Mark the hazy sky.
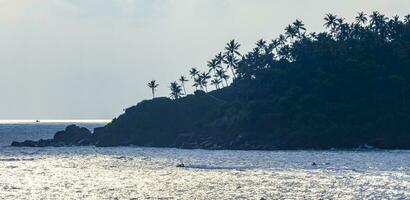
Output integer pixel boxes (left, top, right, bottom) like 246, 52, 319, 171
0, 0, 409, 119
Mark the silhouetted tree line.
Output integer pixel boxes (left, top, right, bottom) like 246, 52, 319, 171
150, 12, 410, 101
112, 11, 410, 149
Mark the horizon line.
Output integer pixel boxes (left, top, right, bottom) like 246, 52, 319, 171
0, 119, 111, 124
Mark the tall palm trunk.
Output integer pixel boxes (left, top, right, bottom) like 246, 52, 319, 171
151, 88, 155, 98
182, 83, 186, 95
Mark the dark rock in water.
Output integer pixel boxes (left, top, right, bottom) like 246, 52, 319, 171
11, 140, 37, 147
11, 125, 94, 147
11, 139, 54, 147
54, 124, 93, 145
176, 163, 185, 168
77, 138, 92, 146
37, 139, 54, 147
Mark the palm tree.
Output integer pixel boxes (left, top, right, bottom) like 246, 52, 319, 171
224, 40, 241, 79
216, 68, 229, 87
336, 17, 345, 26
324, 13, 338, 29
225, 39, 241, 56
193, 77, 202, 90
199, 72, 211, 91
369, 11, 387, 31
405, 14, 410, 24
277, 34, 287, 47
324, 13, 339, 37
215, 52, 225, 68
255, 39, 267, 54
293, 19, 306, 37
392, 15, 400, 24
285, 25, 297, 39
189, 67, 199, 79
308, 32, 317, 39
336, 20, 350, 40
224, 53, 239, 79
169, 81, 183, 99
179, 76, 188, 95
221, 73, 230, 86
355, 12, 368, 25
147, 80, 159, 99
266, 39, 278, 54
211, 78, 222, 89
270, 39, 280, 49
256, 39, 267, 49
207, 59, 219, 74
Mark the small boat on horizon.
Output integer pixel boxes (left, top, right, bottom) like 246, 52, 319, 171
35, 120, 40, 123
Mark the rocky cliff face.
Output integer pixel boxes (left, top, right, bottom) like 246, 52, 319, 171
11, 87, 410, 150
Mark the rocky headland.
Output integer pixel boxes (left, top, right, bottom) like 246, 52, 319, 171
11, 12, 410, 150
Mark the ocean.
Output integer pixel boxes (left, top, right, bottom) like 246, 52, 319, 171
0, 121, 409, 199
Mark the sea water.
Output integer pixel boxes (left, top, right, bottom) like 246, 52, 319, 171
0, 121, 409, 199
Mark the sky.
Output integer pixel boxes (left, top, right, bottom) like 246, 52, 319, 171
0, 0, 409, 120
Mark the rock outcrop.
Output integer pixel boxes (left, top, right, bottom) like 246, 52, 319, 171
11, 125, 94, 147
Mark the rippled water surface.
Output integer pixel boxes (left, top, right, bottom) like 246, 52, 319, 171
1, 122, 410, 199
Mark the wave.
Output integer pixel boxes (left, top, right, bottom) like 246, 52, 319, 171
181, 164, 252, 170
0, 158, 36, 162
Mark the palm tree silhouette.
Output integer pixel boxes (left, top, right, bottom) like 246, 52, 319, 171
324, 13, 339, 37
277, 34, 287, 48
179, 76, 188, 95
147, 80, 159, 99
269, 39, 280, 55
355, 12, 368, 25
189, 67, 199, 79
207, 58, 219, 75
285, 25, 297, 39
369, 11, 387, 33
256, 39, 267, 49
224, 40, 241, 79
224, 53, 239, 79
193, 77, 201, 90
216, 69, 229, 87
199, 72, 211, 92
225, 40, 241, 56
292, 19, 306, 37
324, 13, 338, 29
211, 78, 222, 89
169, 81, 183, 99
256, 39, 267, 53
405, 15, 410, 24
215, 52, 225, 68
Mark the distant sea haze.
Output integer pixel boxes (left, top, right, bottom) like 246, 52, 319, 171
0, 121, 109, 147
0, 119, 111, 124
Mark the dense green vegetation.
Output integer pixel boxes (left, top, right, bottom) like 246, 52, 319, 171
94, 12, 410, 149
